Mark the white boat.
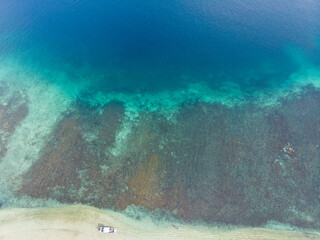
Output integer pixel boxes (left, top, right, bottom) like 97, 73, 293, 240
99, 226, 118, 233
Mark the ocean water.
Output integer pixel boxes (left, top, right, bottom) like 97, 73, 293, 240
1, 0, 320, 93
1, 0, 320, 230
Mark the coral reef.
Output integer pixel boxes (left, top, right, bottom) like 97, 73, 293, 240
16, 86, 320, 229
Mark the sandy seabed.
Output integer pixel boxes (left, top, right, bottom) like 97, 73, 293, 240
0, 205, 319, 240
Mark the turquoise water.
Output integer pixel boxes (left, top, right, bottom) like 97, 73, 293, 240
0, 0, 320, 230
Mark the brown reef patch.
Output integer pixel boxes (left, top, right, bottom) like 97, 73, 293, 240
17, 101, 126, 203
117, 154, 166, 210
17, 118, 84, 200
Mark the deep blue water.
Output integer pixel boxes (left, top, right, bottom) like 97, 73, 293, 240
1, 0, 320, 92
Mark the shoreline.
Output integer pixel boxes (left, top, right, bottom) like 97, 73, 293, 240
0, 205, 319, 240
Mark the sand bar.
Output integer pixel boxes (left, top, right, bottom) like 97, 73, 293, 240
0, 205, 319, 240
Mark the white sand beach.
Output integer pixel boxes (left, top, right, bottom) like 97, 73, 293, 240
0, 205, 319, 240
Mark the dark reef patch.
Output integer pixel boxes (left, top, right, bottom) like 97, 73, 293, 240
17, 87, 320, 229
